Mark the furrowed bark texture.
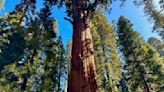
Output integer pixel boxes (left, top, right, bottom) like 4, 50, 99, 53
68, 3, 98, 91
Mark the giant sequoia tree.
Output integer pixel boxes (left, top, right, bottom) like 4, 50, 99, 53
65, 1, 110, 92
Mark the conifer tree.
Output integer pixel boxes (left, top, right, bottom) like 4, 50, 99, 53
117, 16, 164, 92
91, 13, 122, 92
133, 0, 164, 39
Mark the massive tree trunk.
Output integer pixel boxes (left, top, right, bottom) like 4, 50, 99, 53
68, 8, 98, 92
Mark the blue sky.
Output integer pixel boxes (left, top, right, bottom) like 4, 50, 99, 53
0, 0, 161, 46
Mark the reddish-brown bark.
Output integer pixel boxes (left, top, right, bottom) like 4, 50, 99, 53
68, 10, 98, 92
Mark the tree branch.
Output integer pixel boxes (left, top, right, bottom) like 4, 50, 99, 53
64, 17, 73, 24
0, 5, 28, 36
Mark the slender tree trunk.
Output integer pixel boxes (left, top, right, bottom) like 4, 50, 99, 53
21, 76, 27, 91
102, 47, 116, 92
57, 56, 62, 92
136, 63, 150, 92
120, 72, 131, 92
21, 50, 37, 91
68, 8, 98, 92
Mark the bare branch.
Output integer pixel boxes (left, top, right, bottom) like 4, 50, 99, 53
64, 17, 73, 24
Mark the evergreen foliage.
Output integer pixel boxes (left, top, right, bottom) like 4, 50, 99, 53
91, 13, 121, 92
0, 0, 67, 91
117, 16, 164, 92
